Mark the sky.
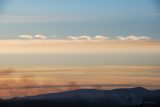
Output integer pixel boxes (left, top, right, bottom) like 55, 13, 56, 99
0, 0, 159, 67
0, 40, 160, 66
0, 0, 160, 39
0, 0, 160, 99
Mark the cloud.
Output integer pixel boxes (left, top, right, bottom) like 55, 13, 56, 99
117, 35, 151, 41
19, 34, 47, 40
68, 35, 92, 40
11, 34, 159, 54
68, 35, 108, 40
35, 34, 47, 39
94, 35, 107, 40
19, 34, 150, 41
19, 35, 33, 39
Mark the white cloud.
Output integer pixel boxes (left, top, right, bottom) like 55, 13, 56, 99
18, 34, 151, 41
19, 34, 47, 39
68, 35, 108, 41
117, 35, 151, 41
68, 35, 92, 40
34, 34, 47, 39
94, 35, 107, 40
19, 35, 33, 39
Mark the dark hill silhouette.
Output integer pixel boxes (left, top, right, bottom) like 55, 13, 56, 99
0, 87, 160, 107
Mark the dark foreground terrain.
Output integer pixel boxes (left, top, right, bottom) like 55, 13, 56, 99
0, 87, 160, 107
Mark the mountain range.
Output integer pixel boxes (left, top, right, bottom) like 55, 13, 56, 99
0, 87, 160, 107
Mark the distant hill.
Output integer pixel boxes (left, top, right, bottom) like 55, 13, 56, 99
0, 87, 160, 107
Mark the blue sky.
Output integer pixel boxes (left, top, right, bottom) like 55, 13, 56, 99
0, 0, 160, 39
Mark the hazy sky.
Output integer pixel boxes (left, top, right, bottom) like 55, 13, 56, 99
0, 0, 160, 39
0, 40, 159, 66
0, 0, 160, 99
0, 66, 160, 98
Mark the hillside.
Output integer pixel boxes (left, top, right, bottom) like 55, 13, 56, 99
0, 87, 160, 107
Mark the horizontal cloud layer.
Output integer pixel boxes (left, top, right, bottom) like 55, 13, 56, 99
19, 34, 47, 40
0, 39, 159, 54
19, 35, 33, 39
94, 35, 108, 40
68, 35, 107, 40
34, 34, 47, 39
18, 34, 151, 41
68, 35, 151, 41
117, 35, 151, 41
68, 35, 92, 40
